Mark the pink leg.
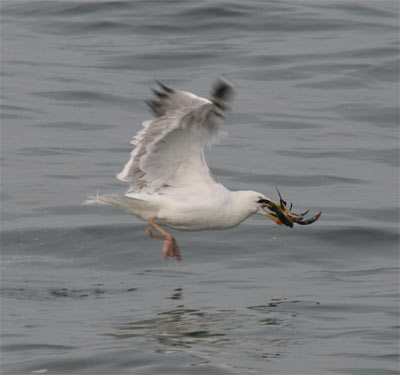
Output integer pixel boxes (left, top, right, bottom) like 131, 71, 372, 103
162, 237, 181, 261
171, 238, 181, 261
162, 237, 173, 259
146, 219, 182, 261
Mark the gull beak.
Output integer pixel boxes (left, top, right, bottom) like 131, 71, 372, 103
258, 202, 284, 226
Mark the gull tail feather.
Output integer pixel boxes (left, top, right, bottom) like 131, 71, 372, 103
83, 193, 152, 217
83, 193, 124, 207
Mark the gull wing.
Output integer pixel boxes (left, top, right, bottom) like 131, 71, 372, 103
117, 79, 233, 194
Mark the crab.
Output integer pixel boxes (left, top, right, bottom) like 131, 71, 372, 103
259, 189, 322, 228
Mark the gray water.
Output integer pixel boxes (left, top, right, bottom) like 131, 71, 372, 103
1, 1, 399, 374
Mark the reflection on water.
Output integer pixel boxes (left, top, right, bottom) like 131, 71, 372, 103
169, 287, 183, 300
106, 308, 228, 348
103, 293, 310, 366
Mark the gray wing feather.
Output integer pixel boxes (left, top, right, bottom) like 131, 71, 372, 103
117, 79, 233, 193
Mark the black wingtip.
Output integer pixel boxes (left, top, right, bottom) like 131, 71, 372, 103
155, 80, 174, 93
211, 77, 234, 114
144, 99, 161, 116
145, 81, 175, 116
212, 77, 234, 103
151, 88, 168, 99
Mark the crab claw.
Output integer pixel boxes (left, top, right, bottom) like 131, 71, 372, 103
294, 212, 322, 225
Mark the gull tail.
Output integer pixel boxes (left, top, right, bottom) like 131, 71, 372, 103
83, 193, 124, 207
83, 193, 152, 217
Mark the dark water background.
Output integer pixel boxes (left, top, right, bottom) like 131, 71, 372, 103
1, 1, 399, 374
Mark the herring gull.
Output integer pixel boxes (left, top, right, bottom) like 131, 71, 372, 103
85, 79, 321, 260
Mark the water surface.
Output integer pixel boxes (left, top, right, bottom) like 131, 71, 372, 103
1, 1, 399, 374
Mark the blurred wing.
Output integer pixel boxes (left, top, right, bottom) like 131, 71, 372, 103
117, 79, 233, 193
